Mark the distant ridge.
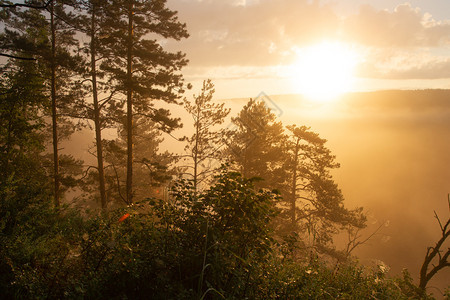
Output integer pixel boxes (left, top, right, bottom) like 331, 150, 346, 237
341, 89, 450, 110
222, 89, 450, 112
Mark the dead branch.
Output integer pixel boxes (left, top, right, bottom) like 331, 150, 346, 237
345, 221, 387, 257
418, 194, 450, 292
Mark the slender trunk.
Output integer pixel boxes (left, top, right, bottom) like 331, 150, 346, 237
125, 1, 134, 204
50, 0, 59, 207
4, 109, 13, 172
90, 6, 107, 209
291, 138, 300, 227
193, 107, 200, 190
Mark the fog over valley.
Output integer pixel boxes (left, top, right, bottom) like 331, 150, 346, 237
64, 89, 450, 291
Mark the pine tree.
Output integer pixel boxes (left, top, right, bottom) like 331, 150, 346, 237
0, 54, 52, 237
49, 0, 60, 206
132, 116, 174, 201
1, 2, 81, 206
183, 79, 230, 190
48, 1, 84, 206
102, 115, 174, 205
282, 124, 366, 254
72, 0, 117, 209
226, 98, 286, 190
101, 0, 189, 203
226, 100, 366, 257
3, 1, 87, 205
88, 0, 107, 209
0, 57, 47, 179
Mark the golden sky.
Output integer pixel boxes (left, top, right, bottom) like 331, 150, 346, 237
166, 0, 450, 99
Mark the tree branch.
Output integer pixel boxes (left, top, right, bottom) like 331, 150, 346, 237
0, 0, 52, 9
418, 195, 450, 292
0, 53, 35, 61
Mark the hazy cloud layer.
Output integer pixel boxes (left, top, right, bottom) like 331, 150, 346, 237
357, 49, 450, 79
343, 3, 450, 47
167, 0, 450, 81
168, 0, 339, 66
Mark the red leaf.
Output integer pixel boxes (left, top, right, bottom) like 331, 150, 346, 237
118, 213, 130, 222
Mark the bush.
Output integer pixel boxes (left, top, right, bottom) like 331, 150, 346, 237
0, 168, 437, 299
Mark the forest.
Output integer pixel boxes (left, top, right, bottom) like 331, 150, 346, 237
1, 0, 449, 299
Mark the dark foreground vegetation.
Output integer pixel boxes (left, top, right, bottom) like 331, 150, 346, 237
1, 0, 449, 298
0, 168, 438, 299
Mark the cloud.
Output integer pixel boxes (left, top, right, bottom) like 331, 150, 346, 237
356, 49, 450, 79
380, 59, 450, 80
167, 0, 339, 67
342, 3, 450, 47
166, 1, 450, 82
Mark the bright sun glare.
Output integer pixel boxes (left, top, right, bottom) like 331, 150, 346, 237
291, 41, 358, 102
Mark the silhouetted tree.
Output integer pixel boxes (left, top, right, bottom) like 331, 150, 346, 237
2, 2, 81, 206
226, 101, 365, 258
225, 98, 286, 190
183, 79, 230, 190
281, 124, 366, 256
101, 0, 188, 204
0, 55, 53, 250
0, 56, 47, 182
101, 115, 174, 205
72, 0, 118, 209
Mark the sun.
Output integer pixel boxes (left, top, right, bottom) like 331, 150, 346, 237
290, 41, 358, 102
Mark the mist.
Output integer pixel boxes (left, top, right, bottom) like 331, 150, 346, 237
269, 90, 450, 291
64, 89, 450, 292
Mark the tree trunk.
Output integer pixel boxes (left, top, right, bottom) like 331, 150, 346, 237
193, 106, 200, 190
90, 5, 107, 209
418, 208, 450, 293
125, 1, 134, 204
290, 138, 300, 227
50, 0, 59, 207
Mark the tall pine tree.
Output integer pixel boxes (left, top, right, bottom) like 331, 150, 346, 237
226, 100, 366, 257
183, 79, 230, 190
0, 48, 52, 240
2, 1, 81, 206
101, 0, 188, 203
280, 125, 366, 256
73, 0, 118, 209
